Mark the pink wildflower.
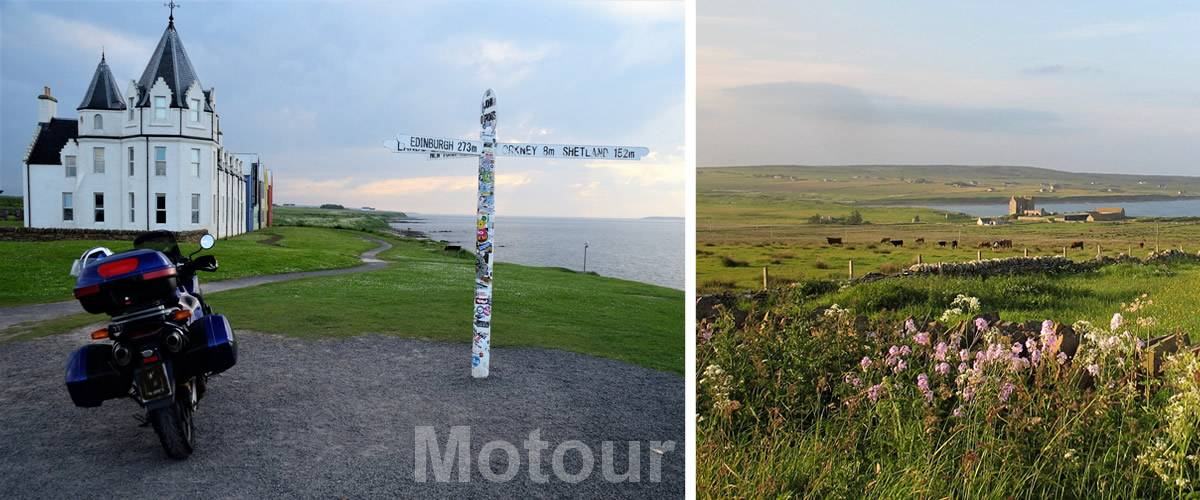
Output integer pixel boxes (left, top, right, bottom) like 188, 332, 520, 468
961, 385, 974, 402
917, 373, 933, 402
860, 356, 872, 372
936, 362, 951, 376
952, 406, 963, 417
1011, 342, 1023, 355
867, 384, 883, 403
999, 382, 1015, 402
1041, 320, 1055, 337
934, 342, 948, 361
974, 317, 990, 332
1087, 364, 1099, 376
914, 331, 931, 346
894, 359, 907, 374
1057, 352, 1068, 365
959, 349, 971, 362
904, 318, 918, 334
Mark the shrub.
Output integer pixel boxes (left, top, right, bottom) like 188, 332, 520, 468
721, 255, 750, 268
813, 260, 830, 269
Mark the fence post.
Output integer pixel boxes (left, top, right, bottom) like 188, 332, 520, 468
917, 254, 923, 265
976, 250, 982, 261
1063, 246, 1068, 258
1097, 244, 1102, 259
848, 259, 854, 280
762, 266, 768, 290
1024, 248, 1028, 257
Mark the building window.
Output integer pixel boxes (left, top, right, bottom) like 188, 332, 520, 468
191, 148, 201, 176
65, 155, 76, 177
189, 99, 200, 122
155, 147, 167, 176
93, 114, 103, 130
128, 147, 135, 176
93, 192, 105, 222
128, 192, 135, 223
62, 193, 73, 221
191, 193, 201, 224
155, 193, 167, 224
93, 147, 105, 173
128, 99, 134, 119
154, 96, 167, 120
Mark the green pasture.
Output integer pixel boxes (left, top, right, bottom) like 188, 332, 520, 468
1, 230, 684, 373
700, 165, 1200, 203
0, 226, 376, 306
271, 205, 406, 232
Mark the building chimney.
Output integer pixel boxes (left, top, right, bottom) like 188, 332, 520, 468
37, 86, 57, 123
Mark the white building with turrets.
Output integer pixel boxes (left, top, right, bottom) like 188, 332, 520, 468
22, 11, 248, 238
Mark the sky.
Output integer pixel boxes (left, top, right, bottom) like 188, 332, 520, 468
0, 0, 684, 217
699, 1, 1200, 176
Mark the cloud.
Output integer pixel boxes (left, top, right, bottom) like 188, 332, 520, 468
442, 38, 557, 86
1052, 22, 1145, 40
356, 172, 533, 196
1022, 64, 1103, 76
723, 82, 1063, 134
585, 1, 682, 26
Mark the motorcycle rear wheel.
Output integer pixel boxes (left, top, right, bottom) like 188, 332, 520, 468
149, 391, 195, 459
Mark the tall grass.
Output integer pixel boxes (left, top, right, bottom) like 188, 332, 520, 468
697, 293, 1200, 497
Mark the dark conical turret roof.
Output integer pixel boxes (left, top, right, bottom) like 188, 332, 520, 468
77, 54, 127, 111
136, 19, 202, 109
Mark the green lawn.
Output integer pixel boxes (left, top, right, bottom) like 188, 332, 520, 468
0, 226, 376, 306
1, 232, 684, 373
271, 205, 406, 232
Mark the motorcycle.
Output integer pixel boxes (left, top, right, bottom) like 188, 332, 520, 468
65, 231, 237, 459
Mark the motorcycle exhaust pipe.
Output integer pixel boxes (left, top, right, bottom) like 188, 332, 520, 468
112, 343, 132, 366
163, 329, 188, 353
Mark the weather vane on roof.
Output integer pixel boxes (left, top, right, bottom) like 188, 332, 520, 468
165, 1, 179, 21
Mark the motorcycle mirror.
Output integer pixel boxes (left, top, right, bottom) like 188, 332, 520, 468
69, 259, 82, 277
199, 234, 216, 250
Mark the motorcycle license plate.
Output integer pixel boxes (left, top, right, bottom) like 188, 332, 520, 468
137, 363, 171, 400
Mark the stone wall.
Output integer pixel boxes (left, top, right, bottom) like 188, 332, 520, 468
0, 227, 210, 243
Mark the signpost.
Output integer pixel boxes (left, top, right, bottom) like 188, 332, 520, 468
389, 89, 649, 379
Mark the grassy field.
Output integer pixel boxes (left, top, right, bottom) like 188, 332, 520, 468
272, 205, 407, 232
700, 165, 1200, 203
0, 226, 376, 307
1, 230, 684, 373
698, 165, 1200, 496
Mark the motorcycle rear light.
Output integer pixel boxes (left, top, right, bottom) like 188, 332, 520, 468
143, 354, 159, 364
89, 328, 109, 340
73, 284, 100, 298
97, 258, 139, 278
142, 267, 177, 280
171, 309, 191, 321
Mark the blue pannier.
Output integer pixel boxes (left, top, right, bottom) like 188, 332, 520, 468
187, 314, 237, 376
65, 344, 131, 407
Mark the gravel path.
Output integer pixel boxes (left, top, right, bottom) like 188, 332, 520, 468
0, 238, 391, 331
0, 328, 684, 498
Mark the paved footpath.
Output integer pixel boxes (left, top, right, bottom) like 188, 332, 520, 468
0, 238, 392, 331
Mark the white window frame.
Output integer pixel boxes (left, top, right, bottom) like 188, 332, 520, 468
189, 99, 200, 122
93, 114, 102, 130
190, 148, 201, 177
155, 146, 167, 176
62, 192, 73, 221
191, 193, 201, 224
155, 193, 167, 224
65, 155, 76, 177
128, 99, 134, 119
154, 96, 168, 121
128, 192, 136, 223
93, 147, 105, 174
127, 146, 135, 176
93, 192, 104, 223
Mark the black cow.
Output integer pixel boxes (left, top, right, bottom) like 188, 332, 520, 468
890, 239, 904, 247
1070, 241, 1085, 249
951, 240, 959, 249
826, 237, 843, 246
915, 238, 925, 244
937, 240, 947, 247
880, 237, 892, 243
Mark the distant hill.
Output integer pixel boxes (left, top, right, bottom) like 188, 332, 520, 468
699, 165, 1200, 203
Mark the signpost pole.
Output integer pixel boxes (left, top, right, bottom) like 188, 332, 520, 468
472, 90, 497, 379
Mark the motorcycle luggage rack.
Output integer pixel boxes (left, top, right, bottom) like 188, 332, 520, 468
111, 305, 169, 327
